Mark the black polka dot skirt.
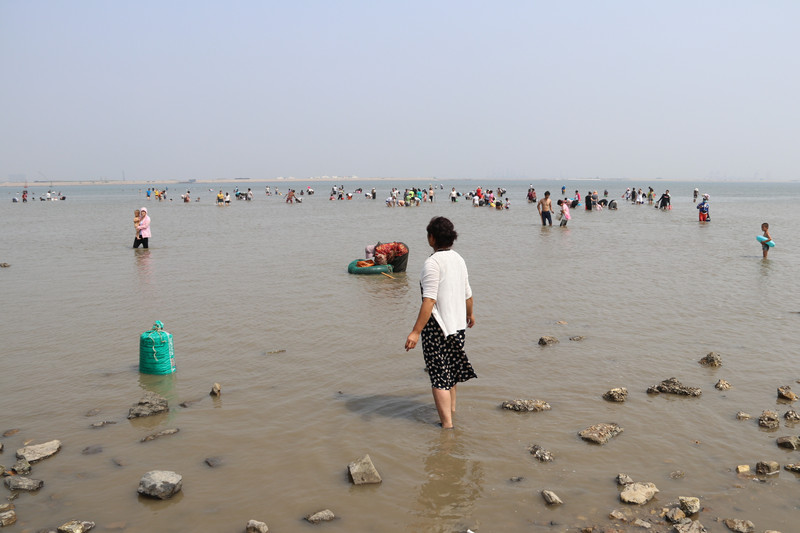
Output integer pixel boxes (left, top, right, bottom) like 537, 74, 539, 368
421, 316, 477, 390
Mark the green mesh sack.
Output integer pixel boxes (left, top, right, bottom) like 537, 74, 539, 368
139, 320, 176, 375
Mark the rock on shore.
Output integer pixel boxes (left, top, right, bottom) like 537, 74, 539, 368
620, 482, 659, 504
16, 440, 61, 463
723, 518, 755, 532
4, 477, 44, 491
57, 520, 95, 533
541, 490, 563, 505
501, 399, 551, 412
137, 470, 182, 499
245, 519, 269, 533
305, 509, 335, 524
0, 504, 16, 527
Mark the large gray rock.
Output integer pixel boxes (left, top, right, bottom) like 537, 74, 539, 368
305, 509, 335, 524
16, 440, 61, 463
4, 477, 44, 491
679, 496, 701, 515
698, 352, 722, 367
57, 520, 95, 533
245, 520, 269, 533
501, 399, 551, 412
528, 444, 554, 462
541, 490, 563, 505
776, 436, 800, 450
348, 454, 381, 485
603, 388, 628, 402
137, 470, 182, 499
647, 378, 701, 397
619, 482, 659, 504
758, 410, 780, 429
128, 392, 169, 419
579, 423, 623, 444
538, 336, 559, 346
723, 518, 755, 533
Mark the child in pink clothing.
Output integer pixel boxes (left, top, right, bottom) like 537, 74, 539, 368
557, 199, 571, 227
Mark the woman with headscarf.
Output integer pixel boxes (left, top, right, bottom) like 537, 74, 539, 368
134, 207, 151, 248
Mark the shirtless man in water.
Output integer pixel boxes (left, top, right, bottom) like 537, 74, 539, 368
537, 191, 553, 226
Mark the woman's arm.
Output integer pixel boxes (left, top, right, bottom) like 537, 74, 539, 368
466, 297, 475, 328
405, 298, 435, 351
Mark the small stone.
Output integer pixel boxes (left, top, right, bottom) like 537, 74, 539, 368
784, 409, 800, 421
4, 477, 44, 491
2, 429, 19, 438
245, 519, 269, 533
646, 377, 702, 397
620, 482, 659, 504
776, 436, 800, 450
82, 445, 103, 455
609, 509, 626, 520
210, 383, 221, 396
736, 412, 752, 420
16, 440, 61, 463
556, 320, 568, 325
501, 399, 551, 412
140, 428, 180, 442
699, 352, 722, 367
89, 421, 116, 428
137, 470, 182, 499
538, 336, 559, 346
736, 465, 750, 473
603, 388, 628, 402
541, 489, 563, 505
57, 520, 95, 533
670, 470, 685, 479
758, 410, 780, 429
348, 454, 382, 485
0, 507, 16, 527
755, 461, 779, 475
305, 509, 335, 524
111, 457, 128, 467
715, 379, 732, 391
777, 386, 798, 401
674, 521, 707, 533
665, 507, 686, 523
568, 335, 585, 341
785, 463, 800, 472
12, 458, 31, 475
579, 423, 623, 444
85, 408, 101, 417
509, 476, 524, 482
632, 518, 652, 529
723, 518, 755, 533
679, 496, 701, 515
127, 392, 169, 419
205, 457, 223, 468
528, 444, 554, 462
616, 473, 634, 485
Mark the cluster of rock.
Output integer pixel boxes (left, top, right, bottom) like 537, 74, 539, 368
647, 377, 702, 397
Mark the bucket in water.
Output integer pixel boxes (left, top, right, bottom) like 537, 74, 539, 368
139, 320, 176, 375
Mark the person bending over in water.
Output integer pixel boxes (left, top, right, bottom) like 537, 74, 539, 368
405, 217, 476, 429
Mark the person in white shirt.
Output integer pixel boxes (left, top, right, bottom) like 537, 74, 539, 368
405, 216, 476, 429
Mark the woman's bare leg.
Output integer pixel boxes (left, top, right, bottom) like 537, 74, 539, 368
432, 387, 453, 428
450, 385, 457, 413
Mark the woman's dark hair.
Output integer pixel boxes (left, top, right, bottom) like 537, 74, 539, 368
426, 216, 458, 249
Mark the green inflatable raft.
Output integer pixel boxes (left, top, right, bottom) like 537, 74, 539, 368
347, 259, 394, 275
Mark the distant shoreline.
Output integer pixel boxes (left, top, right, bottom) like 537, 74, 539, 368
0, 177, 437, 188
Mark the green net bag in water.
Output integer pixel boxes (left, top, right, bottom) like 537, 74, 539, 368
139, 320, 176, 375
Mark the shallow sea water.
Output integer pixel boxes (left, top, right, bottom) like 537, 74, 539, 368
1, 180, 799, 532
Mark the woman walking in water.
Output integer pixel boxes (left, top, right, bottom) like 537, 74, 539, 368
133, 207, 150, 248
405, 216, 476, 429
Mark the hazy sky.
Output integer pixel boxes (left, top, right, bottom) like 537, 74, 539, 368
2, 1, 799, 182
